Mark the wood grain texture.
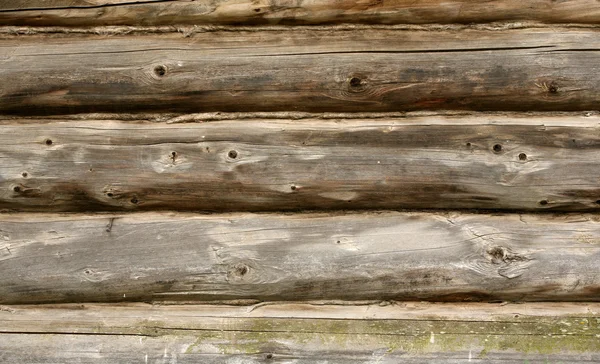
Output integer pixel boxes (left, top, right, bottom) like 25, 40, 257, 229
1, 211, 600, 304
2, 28, 600, 115
1, 302, 599, 363
2, 0, 600, 26
2, 114, 600, 212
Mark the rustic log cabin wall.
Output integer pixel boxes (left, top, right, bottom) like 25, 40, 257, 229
1, 1, 600, 363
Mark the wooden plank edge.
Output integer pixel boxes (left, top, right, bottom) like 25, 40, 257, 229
1, 110, 599, 124
2, 23, 600, 36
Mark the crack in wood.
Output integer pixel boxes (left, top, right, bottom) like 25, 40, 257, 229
0, 0, 179, 12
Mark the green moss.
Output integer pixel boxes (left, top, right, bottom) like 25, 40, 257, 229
128, 314, 600, 358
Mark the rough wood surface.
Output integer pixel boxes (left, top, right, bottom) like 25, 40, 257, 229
2, 28, 600, 114
0, 302, 599, 363
2, 0, 600, 26
2, 114, 600, 212
1, 211, 600, 304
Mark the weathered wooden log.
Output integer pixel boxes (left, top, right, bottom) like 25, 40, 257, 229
2, 28, 600, 115
1, 114, 600, 212
2, 0, 600, 26
1, 302, 599, 363
1, 211, 600, 304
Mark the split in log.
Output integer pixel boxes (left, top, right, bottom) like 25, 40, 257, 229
2, 114, 600, 212
3, 28, 600, 114
2, 0, 600, 26
1, 211, 600, 304
0, 302, 599, 362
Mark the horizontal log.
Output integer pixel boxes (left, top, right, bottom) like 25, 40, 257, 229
2, 115, 600, 212
1, 211, 600, 304
2, 28, 600, 114
2, 0, 600, 26
0, 302, 599, 363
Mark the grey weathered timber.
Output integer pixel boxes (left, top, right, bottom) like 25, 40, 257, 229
0, 302, 599, 363
2, 28, 600, 114
2, 114, 600, 212
1, 211, 600, 304
2, 0, 600, 26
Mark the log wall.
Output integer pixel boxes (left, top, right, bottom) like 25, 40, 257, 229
2, 1, 600, 362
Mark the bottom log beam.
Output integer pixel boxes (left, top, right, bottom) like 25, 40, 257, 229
0, 302, 599, 363
1, 211, 600, 304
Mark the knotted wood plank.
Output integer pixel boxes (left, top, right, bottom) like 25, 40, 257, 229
2, 0, 600, 26
0, 302, 599, 363
1, 114, 600, 212
2, 28, 600, 114
1, 211, 599, 304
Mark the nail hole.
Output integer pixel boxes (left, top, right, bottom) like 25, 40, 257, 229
492, 144, 502, 153
13, 186, 21, 192
228, 150, 238, 159
539, 199, 548, 206
595, 200, 600, 205
518, 153, 527, 161
336, 240, 341, 244
171, 151, 177, 157
154, 65, 167, 77
254, 8, 261, 12
466, 142, 471, 147
107, 192, 114, 197
21, 172, 28, 178
45, 139, 53, 146
265, 353, 273, 359
130, 197, 139, 204
291, 185, 297, 191
349, 77, 362, 87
